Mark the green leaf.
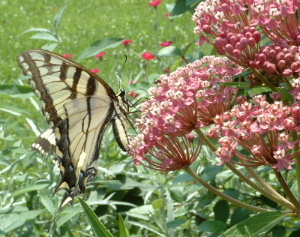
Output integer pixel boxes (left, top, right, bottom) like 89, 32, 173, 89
223, 188, 241, 199
222, 211, 288, 237
156, 46, 182, 57
230, 208, 251, 226
0, 210, 43, 233
198, 220, 227, 233
166, 218, 186, 228
214, 200, 229, 223
21, 27, 54, 35
152, 198, 164, 209
172, 172, 194, 184
78, 38, 125, 61
0, 105, 32, 116
222, 82, 251, 89
128, 221, 165, 237
181, 40, 196, 56
251, 86, 272, 95
42, 43, 59, 51
187, 0, 201, 5
127, 205, 154, 220
30, 32, 59, 42
53, 4, 67, 30
118, 214, 129, 237
0, 85, 32, 97
40, 194, 56, 217
200, 165, 223, 181
12, 183, 50, 197
271, 225, 286, 237
54, 205, 83, 228
79, 198, 114, 237
171, 0, 190, 15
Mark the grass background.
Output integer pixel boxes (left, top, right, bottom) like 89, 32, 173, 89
1, 0, 196, 82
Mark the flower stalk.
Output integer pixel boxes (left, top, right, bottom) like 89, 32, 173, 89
184, 166, 274, 213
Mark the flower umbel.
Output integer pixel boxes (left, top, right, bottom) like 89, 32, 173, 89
130, 56, 242, 170
130, 133, 202, 171
209, 97, 300, 171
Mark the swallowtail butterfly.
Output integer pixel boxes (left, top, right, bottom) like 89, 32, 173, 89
18, 49, 130, 206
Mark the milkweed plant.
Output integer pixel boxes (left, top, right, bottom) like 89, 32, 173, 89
130, 0, 300, 233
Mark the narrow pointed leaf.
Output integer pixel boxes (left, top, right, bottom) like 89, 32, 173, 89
30, 32, 59, 42
0, 210, 43, 233
21, 28, 53, 35
222, 211, 288, 237
118, 214, 129, 237
78, 38, 124, 61
79, 198, 114, 237
0, 85, 32, 96
40, 194, 56, 217
12, 184, 50, 197
53, 4, 67, 30
54, 205, 83, 228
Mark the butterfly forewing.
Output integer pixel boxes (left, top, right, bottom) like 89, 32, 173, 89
17, 49, 129, 206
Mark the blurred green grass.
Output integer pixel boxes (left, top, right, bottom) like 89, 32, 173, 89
1, 0, 196, 82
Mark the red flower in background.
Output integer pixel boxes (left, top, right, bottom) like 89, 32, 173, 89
95, 52, 107, 58
90, 69, 100, 74
142, 52, 156, 60
62, 54, 73, 59
149, 0, 162, 7
122, 39, 133, 45
160, 41, 173, 47
129, 91, 139, 98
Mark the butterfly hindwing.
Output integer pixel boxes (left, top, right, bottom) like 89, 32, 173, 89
17, 49, 129, 206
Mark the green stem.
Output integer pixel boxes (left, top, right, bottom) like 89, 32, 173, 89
273, 170, 300, 210
245, 166, 297, 211
185, 166, 273, 212
296, 155, 300, 202
195, 128, 297, 211
153, 8, 159, 52
291, 130, 300, 202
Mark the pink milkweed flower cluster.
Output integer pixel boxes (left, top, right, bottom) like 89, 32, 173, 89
192, 0, 300, 73
191, 0, 300, 170
130, 0, 300, 172
130, 56, 243, 171
209, 95, 300, 170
